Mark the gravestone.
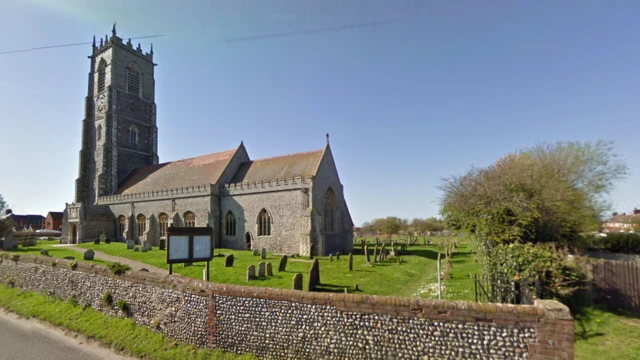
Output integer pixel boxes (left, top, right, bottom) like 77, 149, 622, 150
292, 273, 302, 290
105, 238, 111, 244
278, 255, 288, 272
364, 245, 371, 265
348, 253, 353, 271
376, 237, 379, 246
246, 265, 255, 282
225, 254, 234, 267
100, 234, 106, 243
158, 239, 166, 250
258, 262, 266, 277
308, 259, 320, 291
133, 247, 140, 252
253, 249, 259, 256
373, 245, 378, 263
336, 252, 340, 260
141, 247, 148, 253
261, 248, 266, 259
126, 240, 135, 250
309, 245, 314, 259
2, 232, 15, 250
380, 244, 386, 261
94, 238, 100, 245
144, 243, 152, 251
83, 249, 95, 260
329, 254, 333, 262
266, 262, 273, 276
40, 249, 49, 256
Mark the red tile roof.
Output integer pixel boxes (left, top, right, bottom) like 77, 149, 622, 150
231, 149, 324, 183
48, 212, 63, 221
116, 149, 237, 194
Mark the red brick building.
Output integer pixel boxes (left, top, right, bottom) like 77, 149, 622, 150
42, 212, 63, 232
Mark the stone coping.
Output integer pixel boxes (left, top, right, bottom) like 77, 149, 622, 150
5, 254, 561, 319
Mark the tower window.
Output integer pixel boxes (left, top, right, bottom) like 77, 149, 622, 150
225, 211, 236, 236
324, 188, 336, 232
97, 124, 102, 142
129, 125, 139, 144
127, 62, 141, 96
97, 59, 106, 93
258, 209, 271, 236
184, 211, 196, 227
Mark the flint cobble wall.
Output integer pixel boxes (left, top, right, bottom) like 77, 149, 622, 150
0, 255, 573, 360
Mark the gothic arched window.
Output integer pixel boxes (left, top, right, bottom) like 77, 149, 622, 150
136, 214, 146, 237
97, 124, 102, 142
225, 211, 236, 236
129, 125, 139, 144
97, 59, 106, 93
257, 209, 271, 236
127, 62, 141, 96
158, 213, 169, 238
324, 188, 336, 232
118, 215, 126, 237
184, 211, 196, 227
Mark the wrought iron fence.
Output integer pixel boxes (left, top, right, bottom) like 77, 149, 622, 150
473, 274, 534, 305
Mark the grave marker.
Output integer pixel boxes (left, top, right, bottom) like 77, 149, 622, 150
292, 273, 302, 290
266, 262, 273, 276
83, 250, 95, 260
278, 255, 288, 272
126, 240, 135, 250
246, 265, 255, 282
348, 253, 353, 271
308, 259, 320, 291
364, 245, 371, 265
258, 262, 266, 277
225, 254, 234, 267
261, 248, 266, 259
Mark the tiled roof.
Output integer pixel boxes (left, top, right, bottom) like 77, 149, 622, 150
605, 214, 640, 224
116, 149, 237, 194
230, 149, 324, 184
48, 212, 63, 221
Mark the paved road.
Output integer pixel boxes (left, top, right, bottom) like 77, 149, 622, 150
0, 311, 132, 360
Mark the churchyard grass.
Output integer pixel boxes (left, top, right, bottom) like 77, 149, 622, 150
77, 237, 479, 299
1, 240, 111, 266
574, 307, 640, 360
0, 285, 255, 360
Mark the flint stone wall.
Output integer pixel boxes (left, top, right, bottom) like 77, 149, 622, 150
0, 255, 573, 360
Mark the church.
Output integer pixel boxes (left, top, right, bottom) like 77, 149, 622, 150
61, 26, 354, 256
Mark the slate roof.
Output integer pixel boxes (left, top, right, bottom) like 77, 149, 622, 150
116, 149, 237, 194
605, 214, 640, 224
230, 149, 324, 184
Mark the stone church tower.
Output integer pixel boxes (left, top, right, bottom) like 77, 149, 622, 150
63, 25, 158, 243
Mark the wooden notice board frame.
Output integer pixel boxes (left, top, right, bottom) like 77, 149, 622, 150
166, 226, 214, 280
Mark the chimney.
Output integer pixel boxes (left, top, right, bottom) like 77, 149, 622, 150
634, 208, 640, 215
613, 212, 618, 217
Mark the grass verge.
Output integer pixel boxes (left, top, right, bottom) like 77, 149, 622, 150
574, 307, 640, 360
1, 240, 111, 266
0, 285, 255, 360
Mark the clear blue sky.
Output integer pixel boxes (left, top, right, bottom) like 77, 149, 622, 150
1, 0, 639, 226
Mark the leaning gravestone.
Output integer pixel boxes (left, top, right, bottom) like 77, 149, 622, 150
292, 273, 303, 290
258, 262, 266, 277
373, 245, 378, 263
364, 245, 371, 265
348, 253, 353, 271
308, 259, 320, 291
261, 248, 267, 259
266, 262, 273, 276
40, 249, 49, 256
225, 254, 234, 267
278, 255, 288, 272
246, 265, 256, 282
133, 247, 140, 252
159, 239, 166, 250
126, 240, 135, 250
83, 249, 95, 260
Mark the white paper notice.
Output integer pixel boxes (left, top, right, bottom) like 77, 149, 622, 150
193, 235, 212, 259
169, 235, 189, 261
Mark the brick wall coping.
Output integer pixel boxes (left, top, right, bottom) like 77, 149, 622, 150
5, 254, 567, 320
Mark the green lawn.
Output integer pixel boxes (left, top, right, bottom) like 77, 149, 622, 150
575, 307, 640, 360
1, 240, 111, 266
0, 285, 254, 360
76, 237, 478, 298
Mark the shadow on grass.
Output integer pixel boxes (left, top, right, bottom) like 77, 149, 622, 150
316, 283, 360, 294
407, 249, 439, 261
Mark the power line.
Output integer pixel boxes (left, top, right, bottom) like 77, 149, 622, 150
0, 35, 164, 55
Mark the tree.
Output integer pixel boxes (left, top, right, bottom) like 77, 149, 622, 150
439, 141, 628, 247
0, 195, 12, 238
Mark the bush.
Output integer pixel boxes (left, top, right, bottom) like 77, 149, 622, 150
590, 233, 640, 254
102, 291, 113, 305
6, 278, 15, 287
67, 295, 78, 307
108, 262, 131, 276
68, 261, 78, 270
117, 299, 129, 313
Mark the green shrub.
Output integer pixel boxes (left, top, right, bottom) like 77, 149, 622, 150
6, 278, 15, 287
108, 262, 131, 275
68, 261, 78, 270
591, 233, 640, 254
94, 238, 100, 245
67, 295, 78, 306
117, 299, 129, 313
102, 291, 113, 305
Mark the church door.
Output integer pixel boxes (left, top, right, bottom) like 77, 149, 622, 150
244, 232, 252, 250
71, 224, 78, 244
